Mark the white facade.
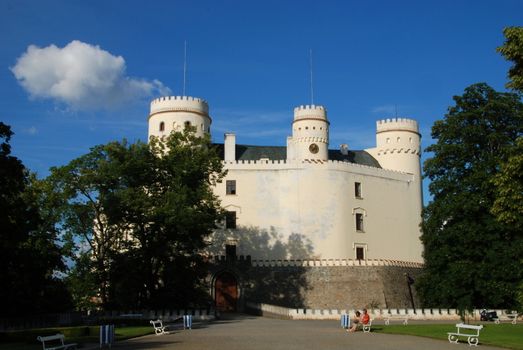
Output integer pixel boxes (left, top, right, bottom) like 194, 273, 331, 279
148, 96, 424, 263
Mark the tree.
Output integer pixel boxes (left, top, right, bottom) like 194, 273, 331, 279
48, 141, 137, 307
52, 129, 225, 310
497, 26, 523, 93
491, 138, 523, 230
417, 83, 523, 310
106, 130, 225, 309
0, 122, 70, 316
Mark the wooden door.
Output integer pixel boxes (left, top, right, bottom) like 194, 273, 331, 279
215, 272, 238, 312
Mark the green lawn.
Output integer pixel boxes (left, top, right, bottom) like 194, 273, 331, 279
0, 326, 154, 350
373, 323, 523, 350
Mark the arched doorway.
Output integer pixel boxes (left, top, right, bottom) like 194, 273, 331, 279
215, 272, 238, 312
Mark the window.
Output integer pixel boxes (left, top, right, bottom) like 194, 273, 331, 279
355, 182, 362, 198
159, 121, 165, 132
184, 121, 191, 130
226, 180, 236, 195
356, 246, 365, 260
356, 213, 364, 232
225, 211, 236, 229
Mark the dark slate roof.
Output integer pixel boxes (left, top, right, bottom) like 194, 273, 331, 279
213, 143, 381, 168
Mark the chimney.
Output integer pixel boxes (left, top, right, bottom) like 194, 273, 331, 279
340, 144, 349, 156
224, 133, 236, 161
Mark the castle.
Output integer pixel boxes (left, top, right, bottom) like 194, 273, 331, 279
147, 95, 424, 311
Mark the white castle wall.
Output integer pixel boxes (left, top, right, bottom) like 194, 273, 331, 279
214, 158, 423, 262
245, 302, 519, 321
147, 97, 425, 264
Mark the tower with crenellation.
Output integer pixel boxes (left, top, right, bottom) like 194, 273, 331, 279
148, 96, 211, 141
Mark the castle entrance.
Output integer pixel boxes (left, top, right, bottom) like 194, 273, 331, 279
215, 272, 238, 312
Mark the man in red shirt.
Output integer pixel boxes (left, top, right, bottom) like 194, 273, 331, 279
361, 308, 370, 325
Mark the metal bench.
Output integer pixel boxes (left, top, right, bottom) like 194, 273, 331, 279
150, 319, 170, 335
362, 319, 372, 333
447, 323, 483, 346
495, 312, 518, 324
384, 316, 408, 325
37, 334, 77, 350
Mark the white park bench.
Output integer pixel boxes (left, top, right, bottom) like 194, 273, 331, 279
150, 319, 171, 335
37, 334, 77, 350
495, 312, 518, 324
362, 319, 372, 333
384, 316, 408, 325
447, 323, 483, 346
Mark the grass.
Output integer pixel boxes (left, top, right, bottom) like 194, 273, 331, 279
372, 323, 523, 350
0, 326, 154, 350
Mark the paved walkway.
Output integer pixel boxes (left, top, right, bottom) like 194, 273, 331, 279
112, 314, 504, 350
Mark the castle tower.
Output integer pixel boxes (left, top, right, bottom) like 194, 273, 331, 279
289, 105, 329, 161
366, 117, 424, 261
371, 118, 421, 178
148, 96, 211, 140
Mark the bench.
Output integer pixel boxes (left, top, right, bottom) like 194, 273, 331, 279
447, 323, 483, 346
37, 334, 77, 350
150, 319, 170, 335
362, 319, 372, 333
495, 312, 518, 324
384, 316, 408, 325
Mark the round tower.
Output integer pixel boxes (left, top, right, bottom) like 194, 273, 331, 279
291, 105, 329, 161
373, 118, 421, 177
148, 96, 211, 141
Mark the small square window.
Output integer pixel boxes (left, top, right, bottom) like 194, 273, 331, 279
355, 182, 362, 198
226, 180, 236, 195
356, 213, 364, 232
225, 211, 236, 229
356, 246, 365, 260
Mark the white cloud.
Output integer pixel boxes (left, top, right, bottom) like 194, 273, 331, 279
11, 40, 171, 110
371, 104, 396, 115
25, 126, 38, 135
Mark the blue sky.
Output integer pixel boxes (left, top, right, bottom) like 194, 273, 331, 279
1, 0, 521, 203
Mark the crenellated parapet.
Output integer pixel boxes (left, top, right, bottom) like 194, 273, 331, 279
149, 95, 210, 119
376, 118, 419, 135
249, 258, 424, 268
293, 105, 328, 122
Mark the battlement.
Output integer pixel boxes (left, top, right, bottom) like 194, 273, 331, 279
221, 159, 412, 181
249, 258, 424, 268
294, 104, 328, 121
376, 118, 419, 134
150, 95, 209, 116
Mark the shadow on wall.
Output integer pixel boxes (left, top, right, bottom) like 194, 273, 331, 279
209, 226, 314, 308
208, 226, 315, 260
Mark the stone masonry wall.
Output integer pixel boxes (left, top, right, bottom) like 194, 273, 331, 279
211, 258, 423, 310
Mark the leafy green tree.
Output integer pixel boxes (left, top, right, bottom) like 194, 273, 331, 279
106, 130, 225, 309
418, 83, 523, 310
52, 129, 225, 310
0, 122, 70, 316
48, 141, 134, 307
491, 137, 523, 230
497, 26, 523, 93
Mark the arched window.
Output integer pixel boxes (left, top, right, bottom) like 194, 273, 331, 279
159, 122, 165, 132
184, 121, 191, 130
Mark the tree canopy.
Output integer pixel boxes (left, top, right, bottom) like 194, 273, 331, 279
0, 122, 70, 316
417, 83, 523, 310
49, 129, 225, 310
497, 26, 523, 93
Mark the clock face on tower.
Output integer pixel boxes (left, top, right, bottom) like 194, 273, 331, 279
309, 143, 319, 154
